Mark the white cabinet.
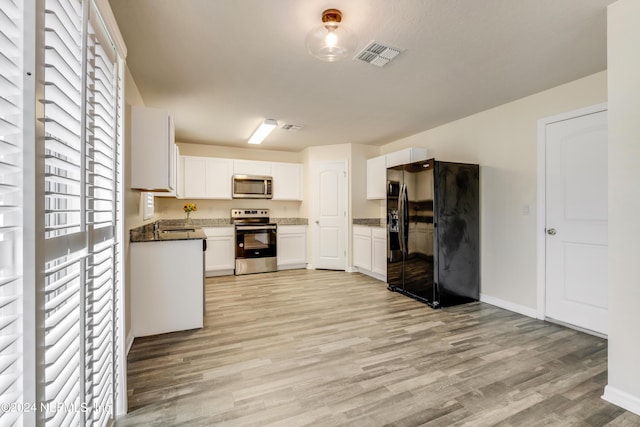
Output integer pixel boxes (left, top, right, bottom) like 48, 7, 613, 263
371, 227, 387, 276
277, 225, 307, 270
353, 226, 372, 271
182, 156, 233, 199
155, 143, 181, 198
353, 225, 386, 281
366, 148, 428, 200
131, 239, 204, 337
233, 159, 272, 176
385, 147, 428, 168
203, 227, 235, 276
272, 162, 303, 200
131, 105, 177, 192
366, 155, 387, 200
180, 156, 302, 201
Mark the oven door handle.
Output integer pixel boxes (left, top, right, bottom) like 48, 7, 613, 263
235, 225, 277, 231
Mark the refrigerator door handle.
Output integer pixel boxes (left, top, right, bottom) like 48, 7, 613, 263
398, 184, 403, 253
399, 183, 407, 254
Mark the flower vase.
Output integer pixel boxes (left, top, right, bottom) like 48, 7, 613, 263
185, 212, 191, 225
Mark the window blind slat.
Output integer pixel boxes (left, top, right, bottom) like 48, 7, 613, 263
0, 0, 23, 420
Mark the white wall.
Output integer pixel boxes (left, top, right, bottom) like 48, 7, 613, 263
379, 71, 607, 311
603, 0, 640, 415
123, 65, 148, 342
178, 142, 301, 163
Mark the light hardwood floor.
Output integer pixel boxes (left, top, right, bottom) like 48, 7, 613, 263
117, 270, 640, 426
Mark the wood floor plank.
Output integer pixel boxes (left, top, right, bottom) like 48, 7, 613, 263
116, 270, 640, 426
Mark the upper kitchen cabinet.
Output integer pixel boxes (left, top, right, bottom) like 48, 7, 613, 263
233, 159, 272, 176
272, 162, 303, 201
182, 156, 233, 199
366, 155, 386, 200
155, 143, 181, 198
385, 147, 428, 168
367, 148, 428, 200
131, 105, 177, 192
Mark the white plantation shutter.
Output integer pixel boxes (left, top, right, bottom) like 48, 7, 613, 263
40, 0, 123, 425
0, 0, 24, 426
84, 4, 119, 425
0, 1, 125, 425
43, 0, 83, 243
42, 0, 85, 425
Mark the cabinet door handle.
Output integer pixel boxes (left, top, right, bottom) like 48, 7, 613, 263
546, 228, 556, 235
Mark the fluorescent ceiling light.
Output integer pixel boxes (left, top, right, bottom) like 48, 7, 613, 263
248, 119, 278, 144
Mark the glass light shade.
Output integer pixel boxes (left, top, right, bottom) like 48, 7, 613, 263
306, 21, 357, 62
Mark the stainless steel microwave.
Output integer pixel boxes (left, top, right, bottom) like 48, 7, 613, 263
232, 175, 273, 199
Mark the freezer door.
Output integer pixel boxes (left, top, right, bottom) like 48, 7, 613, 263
387, 166, 404, 290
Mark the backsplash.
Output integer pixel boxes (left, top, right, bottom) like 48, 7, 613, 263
155, 197, 304, 220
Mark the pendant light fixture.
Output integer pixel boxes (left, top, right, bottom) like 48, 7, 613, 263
306, 9, 357, 62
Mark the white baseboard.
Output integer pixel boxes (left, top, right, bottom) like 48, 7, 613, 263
480, 294, 538, 319
603, 385, 640, 416
126, 331, 134, 355
346, 266, 358, 273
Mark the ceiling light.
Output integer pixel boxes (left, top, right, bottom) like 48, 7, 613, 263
306, 9, 357, 62
248, 119, 278, 144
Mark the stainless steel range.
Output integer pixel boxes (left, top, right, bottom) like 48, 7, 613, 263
231, 209, 277, 275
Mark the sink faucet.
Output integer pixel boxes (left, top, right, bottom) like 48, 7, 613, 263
153, 221, 159, 234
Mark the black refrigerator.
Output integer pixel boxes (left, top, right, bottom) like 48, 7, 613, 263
387, 159, 479, 308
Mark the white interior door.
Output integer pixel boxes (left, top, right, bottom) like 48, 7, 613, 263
545, 109, 608, 335
312, 161, 347, 270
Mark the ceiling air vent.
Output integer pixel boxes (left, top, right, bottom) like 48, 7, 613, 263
354, 41, 404, 67
281, 124, 304, 132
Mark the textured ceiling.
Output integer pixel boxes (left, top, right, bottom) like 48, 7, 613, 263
109, 0, 613, 152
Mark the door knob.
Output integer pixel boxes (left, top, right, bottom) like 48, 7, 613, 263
546, 228, 556, 235
315, 220, 320, 225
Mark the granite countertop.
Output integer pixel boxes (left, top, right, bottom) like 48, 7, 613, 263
130, 218, 310, 242
272, 218, 308, 226
353, 218, 385, 227
130, 222, 207, 243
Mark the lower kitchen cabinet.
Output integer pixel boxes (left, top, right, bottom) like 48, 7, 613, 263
371, 227, 387, 277
131, 239, 204, 337
353, 226, 372, 271
203, 227, 235, 276
277, 225, 307, 270
353, 225, 387, 282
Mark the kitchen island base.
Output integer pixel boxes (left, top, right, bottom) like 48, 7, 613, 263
131, 239, 204, 337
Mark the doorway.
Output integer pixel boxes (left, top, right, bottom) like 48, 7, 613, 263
310, 161, 348, 270
537, 103, 608, 336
